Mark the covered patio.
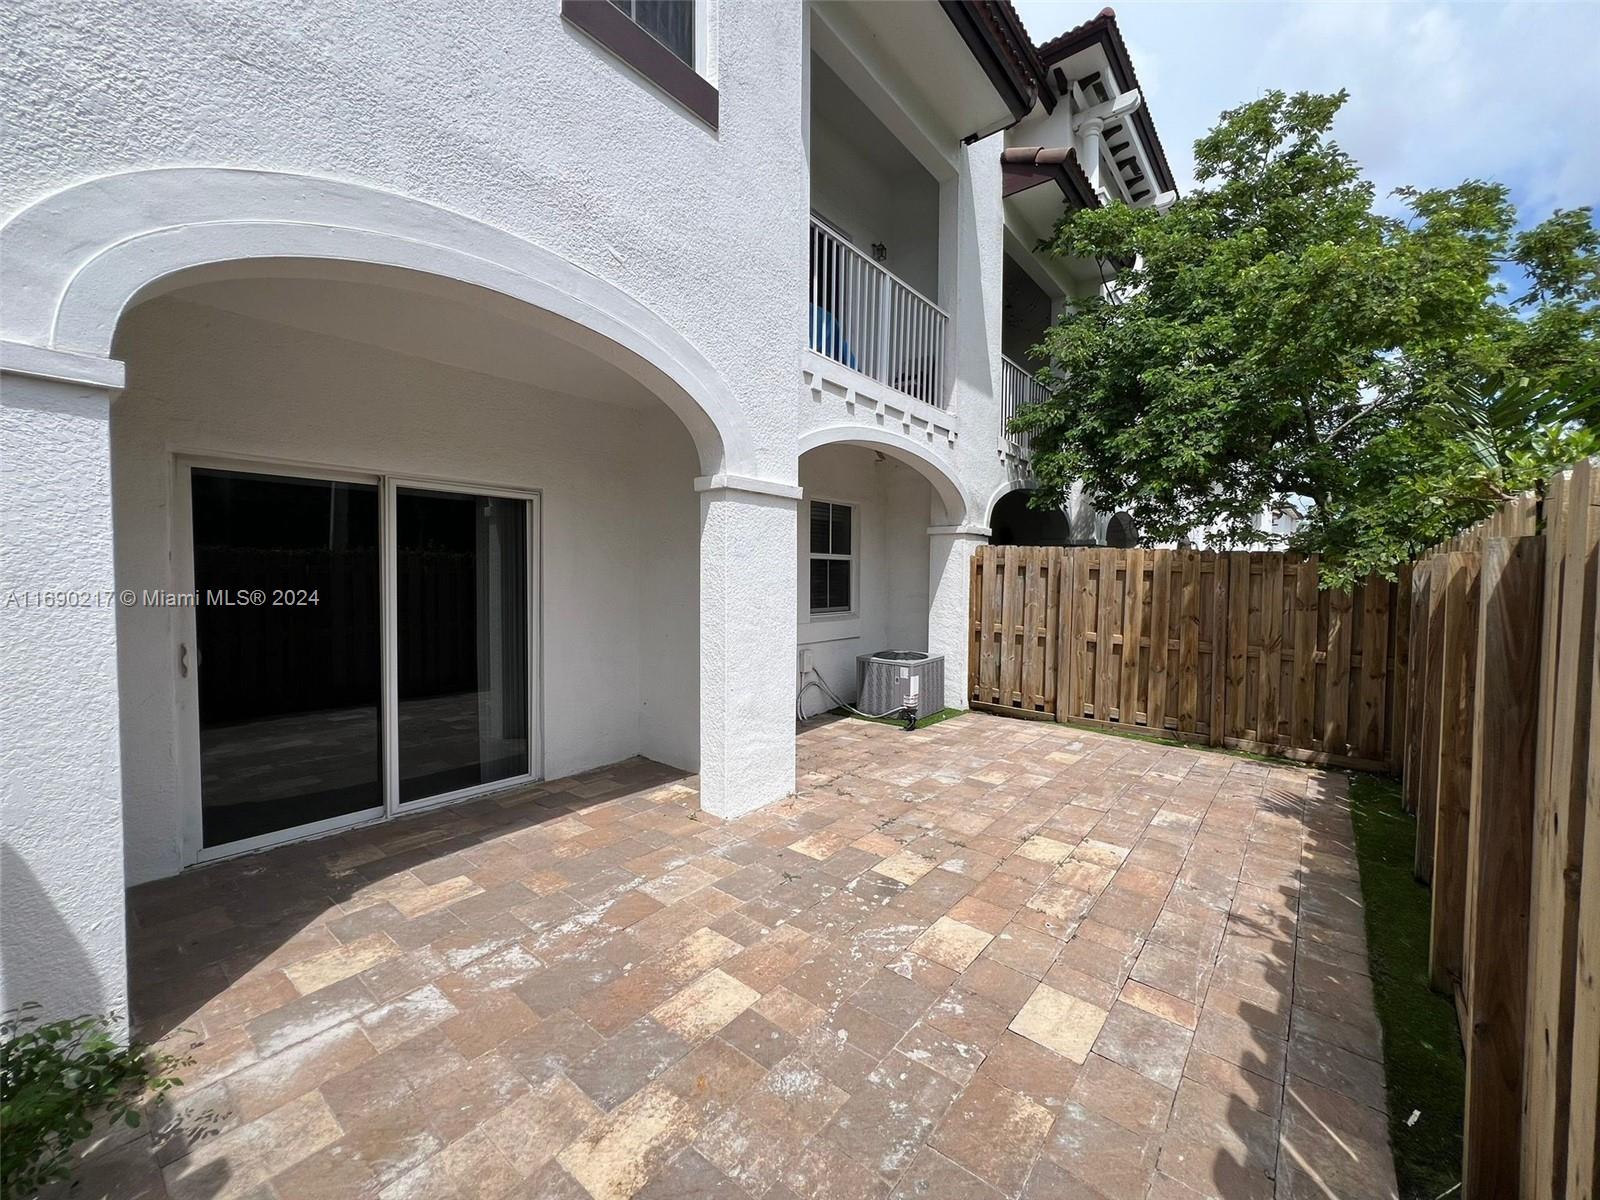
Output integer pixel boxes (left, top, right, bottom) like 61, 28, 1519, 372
75, 712, 1396, 1200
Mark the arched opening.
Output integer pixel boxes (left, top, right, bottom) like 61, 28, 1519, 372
794, 433, 969, 720
1105, 510, 1139, 548
989, 486, 1073, 546
109, 260, 706, 880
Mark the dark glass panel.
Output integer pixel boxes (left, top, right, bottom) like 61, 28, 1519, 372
191, 469, 382, 847
810, 502, 831, 555
397, 489, 529, 803
830, 503, 851, 556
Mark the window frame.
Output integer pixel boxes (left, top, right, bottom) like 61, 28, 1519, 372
562, 0, 718, 130
807, 498, 857, 618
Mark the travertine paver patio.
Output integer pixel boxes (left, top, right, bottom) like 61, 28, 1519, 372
73, 711, 1397, 1199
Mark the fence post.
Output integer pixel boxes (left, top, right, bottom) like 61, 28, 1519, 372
1416, 556, 1450, 882
1462, 536, 1543, 1200
1525, 459, 1599, 1198
1430, 551, 1481, 994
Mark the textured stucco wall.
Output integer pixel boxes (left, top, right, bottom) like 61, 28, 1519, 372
110, 292, 702, 882
1, 375, 127, 1022
0, 0, 806, 477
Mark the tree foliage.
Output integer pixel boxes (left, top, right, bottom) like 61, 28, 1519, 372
1014, 89, 1599, 584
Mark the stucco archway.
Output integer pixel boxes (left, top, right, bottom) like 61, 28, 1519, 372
797, 424, 976, 529
0, 167, 762, 481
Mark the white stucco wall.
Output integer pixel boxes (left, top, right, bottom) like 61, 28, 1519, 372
111, 291, 701, 883
0, 0, 808, 478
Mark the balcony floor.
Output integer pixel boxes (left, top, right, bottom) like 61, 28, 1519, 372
70, 712, 1395, 1199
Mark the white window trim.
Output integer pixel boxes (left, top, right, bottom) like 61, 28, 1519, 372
806, 497, 858, 621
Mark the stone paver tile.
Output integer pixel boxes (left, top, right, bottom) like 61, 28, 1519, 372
633, 1148, 747, 1199
1167, 1077, 1279, 1177
440, 989, 539, 1060
716, 1007, 796, 1068
500, 1008, 605, 1085
425, 1050, 532, 1143
224, 1020, 377, 1122
1182, 1049, 1281, 1118
655, 1036, 768, 1126
753, 986, 826, 1036
556, 1082, 698, 1200
1020, 1155, 1124, 1199
1192, 1007, 1286, 1082
694, 1107, 808, 1196
948, 894, 1015, 935
959, 955, 1037, 1011
790, 831, 851, 861
566, 1016, 692, 1111
246, 975, 377, 1058
1155, 1138, 1274, 1200
928, 1074, 1054, 1194
974, 1030, 1080, 1113
650, 969, 760, 1041
1041, 1102, 1158, 1200
1015, 835, 1076, 865
781, 1135, 895, 1200
822, 1052, 962, 1179
164, 1089, 344, 1200
908, 916, 994, 972
360, 983, 458, 1053
1287, 1028, 1388, 1111
1069, 1051, 1175, 1134
1120, 978, 1199, 1031
393, 876, 485, 919
896, 1018, 986, 1085
889, 1146, 1004, 1200
1092, 1001, 1193, 1090
1009, 982, 1108, 1064
873, 850, 937, 886
984, 923, 1064, 980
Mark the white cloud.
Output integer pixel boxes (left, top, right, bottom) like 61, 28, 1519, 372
1011, 0, 1600, 222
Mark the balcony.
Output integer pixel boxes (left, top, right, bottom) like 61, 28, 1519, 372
808, 218, 949, 410
1000, 353, 1048, 458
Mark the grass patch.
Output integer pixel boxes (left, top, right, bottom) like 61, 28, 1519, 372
1347, 772, 1464, 1199
829, 706, 965, 731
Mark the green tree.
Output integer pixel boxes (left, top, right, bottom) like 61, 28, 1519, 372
1014, 89, 1599, 584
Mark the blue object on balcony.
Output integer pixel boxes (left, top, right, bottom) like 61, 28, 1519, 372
810, 305, 857, 371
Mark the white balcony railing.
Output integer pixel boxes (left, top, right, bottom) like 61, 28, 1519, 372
809, 219, 949, 409
1000, 354, 1049, 457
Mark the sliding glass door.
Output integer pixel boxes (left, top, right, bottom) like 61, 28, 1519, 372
396, 487, 529, 803
191, 469, 384, 848
187, 463, 537, 855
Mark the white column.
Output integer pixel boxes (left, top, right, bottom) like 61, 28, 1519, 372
927, 528, 987, 712
1077, 117, 1105, 196
696, 479, 799, 819
1, 356, 128, 1027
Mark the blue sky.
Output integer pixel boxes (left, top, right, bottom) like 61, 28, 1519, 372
1011, 0, 1600, 228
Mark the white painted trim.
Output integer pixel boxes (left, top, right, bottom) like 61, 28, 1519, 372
0, 340, 125, 390
804, 495, 860, 620
928, 524, 992, 538
797, 423, 972, 526
0, 168, 761, 478
693, 474, 803, 500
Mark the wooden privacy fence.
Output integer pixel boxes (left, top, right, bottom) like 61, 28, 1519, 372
1403, 458, 1599, 1200
968, 546, 1410, 771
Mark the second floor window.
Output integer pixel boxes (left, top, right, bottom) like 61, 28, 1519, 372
608, 0, 693, 68
809, 500, 854, 615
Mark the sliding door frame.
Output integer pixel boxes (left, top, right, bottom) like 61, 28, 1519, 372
172, 454, 543, 867
382, 476, 542, 819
